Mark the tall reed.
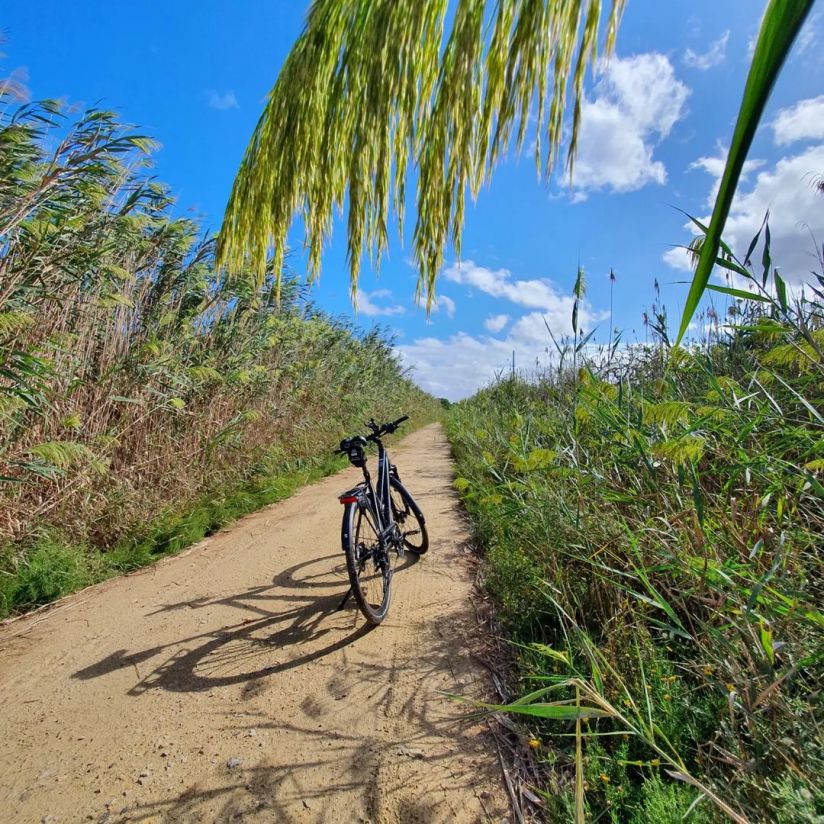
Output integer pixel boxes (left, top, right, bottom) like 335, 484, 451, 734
447, 238, 823, 822
0, 92, 438, 616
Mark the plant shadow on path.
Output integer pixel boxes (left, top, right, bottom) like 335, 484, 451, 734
69, 549, 496, 822
72, 552, 419, 694
121, 727, 469, 824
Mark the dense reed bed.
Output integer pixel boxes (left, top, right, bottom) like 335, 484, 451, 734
0, 93, 437, 617
447, 256, 823, 822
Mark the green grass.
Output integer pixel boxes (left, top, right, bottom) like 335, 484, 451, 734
445, 273, 823, 822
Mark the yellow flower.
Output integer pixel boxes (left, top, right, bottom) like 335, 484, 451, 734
528, 738, 541, 750
726, 683, 735, 693
703, 665, 714, 676
650, 758, 660, 766
599, 773, 610, 783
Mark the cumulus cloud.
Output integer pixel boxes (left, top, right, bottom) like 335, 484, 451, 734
689, 152, 766, 210
570, 53, 690, 194
664, 144, 824, 282
484, 314, 510, 333
399, 261, 608, 400
398, 333, 515, 400
399, 311, 602, 401
683, 31, 730, 70
206, 90, 239, 111
432, 294, 456, 318
354, 289, 405, 317
443, 260, 603, 333
662, 246, 694, 273
772, 96, 824, 146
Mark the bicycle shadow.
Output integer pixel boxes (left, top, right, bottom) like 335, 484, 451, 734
73, 551, 420, 695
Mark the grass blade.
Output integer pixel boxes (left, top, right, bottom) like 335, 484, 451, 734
675, 0, 814, 345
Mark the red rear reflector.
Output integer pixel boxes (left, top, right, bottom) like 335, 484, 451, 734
339, 496, 358, 504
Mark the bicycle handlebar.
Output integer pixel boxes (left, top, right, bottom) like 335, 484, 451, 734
334, 415, 409, 455
375, 415, 409, 437
387, 415, 409, 431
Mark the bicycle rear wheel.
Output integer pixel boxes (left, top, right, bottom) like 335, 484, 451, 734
390, 477, 428, 555
342, 502, 392, 624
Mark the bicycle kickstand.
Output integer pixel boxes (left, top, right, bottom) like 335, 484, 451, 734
336, 588, 353, 611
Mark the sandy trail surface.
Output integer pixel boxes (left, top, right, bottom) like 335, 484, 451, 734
0, 424, 506, 823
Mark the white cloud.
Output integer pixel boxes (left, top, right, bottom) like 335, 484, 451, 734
664, 144, 824, 283
796, 10, 820, 55
689, 151, 766, 209
443, 260, 603, 333
206, 90, 239, 111
399, 261, 608, 400
662, 246, 693, 273
772, 96, 824, 146
399, 310, 603, 401
355, 289, 405, 316
398, 333, 515, 400
484, 314, 510, 333
570, 53, 690, 194
432, 294, 456, 318
683, 31, 730, 70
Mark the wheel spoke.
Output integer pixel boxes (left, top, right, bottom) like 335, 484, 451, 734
350, 508, 390, 615
389, 480, 428, 555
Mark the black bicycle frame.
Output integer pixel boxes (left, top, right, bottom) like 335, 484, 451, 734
360, 437, 395, 545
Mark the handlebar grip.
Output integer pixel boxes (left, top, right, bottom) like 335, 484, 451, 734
393, 415, 409, 427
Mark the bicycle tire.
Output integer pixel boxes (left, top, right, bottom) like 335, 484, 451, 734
341, 501, 392, 624
389, 477, 429, 555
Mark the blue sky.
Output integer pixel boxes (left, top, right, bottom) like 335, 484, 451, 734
3, 1, 823, 399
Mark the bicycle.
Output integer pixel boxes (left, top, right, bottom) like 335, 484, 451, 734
335, 415, 428, 625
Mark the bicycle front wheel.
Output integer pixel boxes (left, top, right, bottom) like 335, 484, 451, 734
341, 502, 392, 624
390, 477, 428, 555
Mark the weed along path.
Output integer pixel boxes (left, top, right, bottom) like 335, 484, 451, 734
0, 424, 506, 823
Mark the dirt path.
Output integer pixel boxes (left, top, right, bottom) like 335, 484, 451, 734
0, 424, 507, 823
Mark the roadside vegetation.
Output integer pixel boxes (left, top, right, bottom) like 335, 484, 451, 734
447, 247, 823, 822
2, 1, 820, 818
0, 91, 438, 618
